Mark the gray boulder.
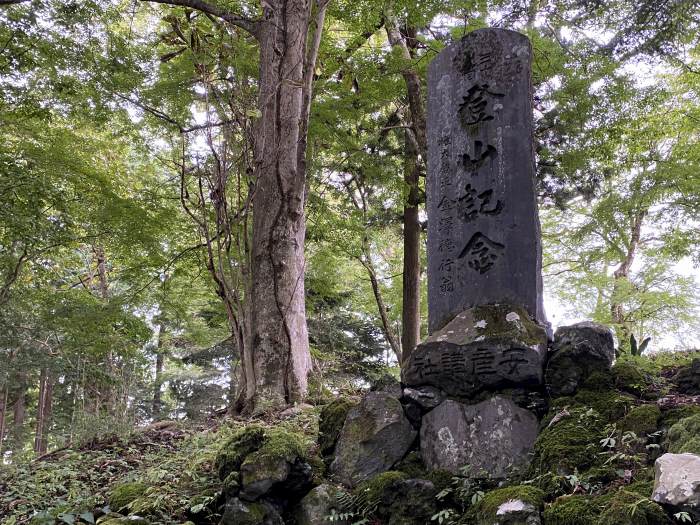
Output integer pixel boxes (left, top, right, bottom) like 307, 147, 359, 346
330, 391, 417, 487
652, 453, 700, 512
420, 396, 538, 478
401, 386, 444, 411
545, 321, 615, 396
403, 305, 547, 398
294, 484, 348, 525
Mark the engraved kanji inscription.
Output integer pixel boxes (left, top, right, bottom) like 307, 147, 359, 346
458, 232, 505, 274
437, 216, 454, 236
438, 238, 456, 253
462, 140, 497, 172
458, 184, 504, 222
459, 83, 505, 127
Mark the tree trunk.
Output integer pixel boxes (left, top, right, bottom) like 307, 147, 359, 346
246, 0, 324, 413
611, 209, 647, 347
11, 378, 26, 452
34, 368, 52, 455
401, 130, 422, 364
152, 326, 164, 420
0, 384, 7, 456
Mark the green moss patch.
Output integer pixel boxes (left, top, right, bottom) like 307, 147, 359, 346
619, 404, 661, 436
466, 485, 544, 522
352, 471, 408, 503
667, 413, 700, 455
543, 495, 600, 525
530, 408, 605, 476
214, 425, 266, 480
318, 398, 356, 456
598, 489, 671, 525
109, 482, 148, 513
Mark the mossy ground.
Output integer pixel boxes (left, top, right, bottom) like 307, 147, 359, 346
666, 412, 700, 454
464, 485, 545, 522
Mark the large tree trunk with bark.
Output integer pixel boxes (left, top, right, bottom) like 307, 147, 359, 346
247, 0, 316, 413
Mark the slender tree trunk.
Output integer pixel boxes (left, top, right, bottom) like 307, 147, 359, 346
401, 131, 422, 364
0, 384, 8, 456
385, 16, 426, 365
361, 253, 402, 363
93, 245, 115, 414
11, 378, 26, 452
611, 210, 647, 346
34, 368, 52, 455
152, 326, 164, 420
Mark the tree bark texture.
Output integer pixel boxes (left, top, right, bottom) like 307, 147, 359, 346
401, 131, 421, 364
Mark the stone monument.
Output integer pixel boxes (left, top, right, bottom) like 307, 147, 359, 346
425, 28, 545, 334
402, 28, 548, 479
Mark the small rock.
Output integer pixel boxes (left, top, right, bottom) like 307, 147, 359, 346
545, 321, 615, 396
652, 453, 700, 509
330, 391, 417, 487
494, 500, 541, 525
219, 498, 283, 525
401, 386, 444, 411
420, 396, 538, 478
294, 484, 348, 525
96, 515, 149, 525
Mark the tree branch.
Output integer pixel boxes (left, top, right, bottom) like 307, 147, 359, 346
0, 0, 30, 5
140, 0, 259, 37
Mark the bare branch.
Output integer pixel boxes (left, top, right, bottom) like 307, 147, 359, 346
140, 0, 259, 37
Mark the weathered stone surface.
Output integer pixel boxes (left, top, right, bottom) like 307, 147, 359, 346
219, 498, 283, 525
376, 479, 439, 525
652, 453, 700, 509
294, 484, 348, 525
545, 321, 615, 396
240, 456, 313, 501
674, 358, 700, 395
402, 304, 547, 398
420, 396, 538, 478
330, 391, 417, 487
402, 386, 445, 411
492, 500, 541, 525
426, 28, 545, 334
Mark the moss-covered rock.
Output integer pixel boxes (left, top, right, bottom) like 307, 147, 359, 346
530, 408, 605, 476
239, 426, 316, 500
318, 398, 356, 457
108, 482, 149, 513
529, 472, 568, 501
395, 451, 427, 478
619, 404, 662, 436
352, 471, 408, 503
667, 413, 700, 454
613, 361, 648, 396
215, 425, 266, 480
465, 485, 545, 524
598, 489, 671, 525
660, 405, 700, 429
542, 495, 600, 525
